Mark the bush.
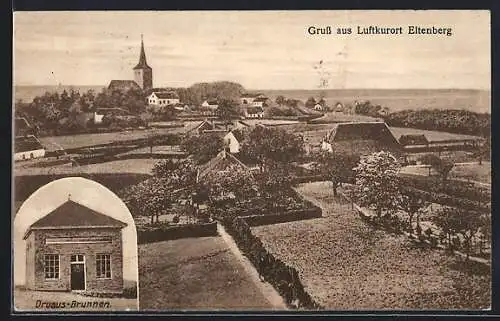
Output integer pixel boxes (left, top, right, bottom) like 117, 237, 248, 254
172, 215, 180, 223
224, 216, 322, 310
137, 222, 217, 244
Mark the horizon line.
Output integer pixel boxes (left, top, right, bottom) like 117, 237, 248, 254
14, 84, 491, 92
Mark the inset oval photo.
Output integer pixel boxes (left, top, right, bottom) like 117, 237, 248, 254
13, 177, 139, 311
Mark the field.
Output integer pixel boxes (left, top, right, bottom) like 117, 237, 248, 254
260, 89, 490, 114
400, 162, 491, 185
37, 122, 201, 152
138, 236, 275, 310
251, 182, 490, 310
389, 127, 483, 142
13, 287, 138, 311
14, 159, 158, 176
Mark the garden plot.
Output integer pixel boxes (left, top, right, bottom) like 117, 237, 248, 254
251, 181, 490, 310
138, 236, 275, 310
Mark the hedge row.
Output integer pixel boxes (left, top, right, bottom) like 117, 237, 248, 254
242, 207, 322, 227
402, 185, 491, 214
137, 222, 217, 244
220, 215, 322, 310
14, 173, 151, 204
398, 174, 490, 203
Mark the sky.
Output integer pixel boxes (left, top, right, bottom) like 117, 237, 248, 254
13, 10, 490, 90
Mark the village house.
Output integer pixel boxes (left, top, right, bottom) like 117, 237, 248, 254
223, 129, 245, 154
196, 149, 253, 183
93, 108, 133, 125
240, 93, 266, 106
23, 199, 128, 294
321, 121, 402, 157
14, 135, 46, 161
334, 102, 344, 112
251, 97, 269, 108
201, 99, 219, 110
15, 117, 36, 137
147, 91, 180, 107
244, 106, 264, 119
314, 103, 324, 111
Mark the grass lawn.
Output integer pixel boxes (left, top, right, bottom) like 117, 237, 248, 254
138, 236, 275, 310
450, 162, 491, 185
13, 288, 138, 311
14, 159, 158, 176
251, 182, 490, 310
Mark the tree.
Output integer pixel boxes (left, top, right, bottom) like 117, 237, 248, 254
311, 151, 359, 196
201, 163, 257, 208
353, 151, 403, 217
418, 154, 454, 182
239, 126, 305, 171
432, 206, 483, 262
119, 158, 198, 224
217, 98, 240, 124
255, 165, 292, 210
180, 133, 224, 164
305, 97, 317, 109
275, 95, 286, 106
399, 191, 428, 232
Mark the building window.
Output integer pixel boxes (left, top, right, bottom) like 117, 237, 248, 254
44, 254, 60, 280
30, 153, 34, 159
22, 154, 26, 160
96, 254, 111, 279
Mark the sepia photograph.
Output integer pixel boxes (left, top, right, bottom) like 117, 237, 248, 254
12, 10, 491, 311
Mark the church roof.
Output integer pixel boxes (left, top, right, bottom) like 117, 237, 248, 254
108, 80, 141, 91
133, 36, 151, 70
153, 91, 179, 99
24, 200, 127, 239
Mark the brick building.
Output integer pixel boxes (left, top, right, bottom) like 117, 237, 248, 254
23, 199, 127, 294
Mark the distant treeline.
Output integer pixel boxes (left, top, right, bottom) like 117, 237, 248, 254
384, 109, 490, 137
354, 101, 490, 137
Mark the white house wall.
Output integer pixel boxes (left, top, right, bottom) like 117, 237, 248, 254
14, 149, 46, 161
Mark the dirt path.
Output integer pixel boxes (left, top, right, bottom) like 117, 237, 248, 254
217, 224, 289, 310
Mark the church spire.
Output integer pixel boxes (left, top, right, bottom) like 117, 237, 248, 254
134, 34, 150, 70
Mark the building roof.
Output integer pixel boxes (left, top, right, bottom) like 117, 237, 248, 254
204, 99, 219, 105
153, 91, 179, 99
15, 135, 44, 153
108, 80, 141, 91
398, 134, 429, 146
133, 35, 152, 70
327, 122, 400, 146
246, 106, 264, 114
15, 117, 33, 137
24, 200, 127, 239
253, 97, 268, 103
230, 129, 245, 142
197, 150, 250, 182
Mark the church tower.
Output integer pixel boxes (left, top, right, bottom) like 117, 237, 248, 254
133, 35, 153, 91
